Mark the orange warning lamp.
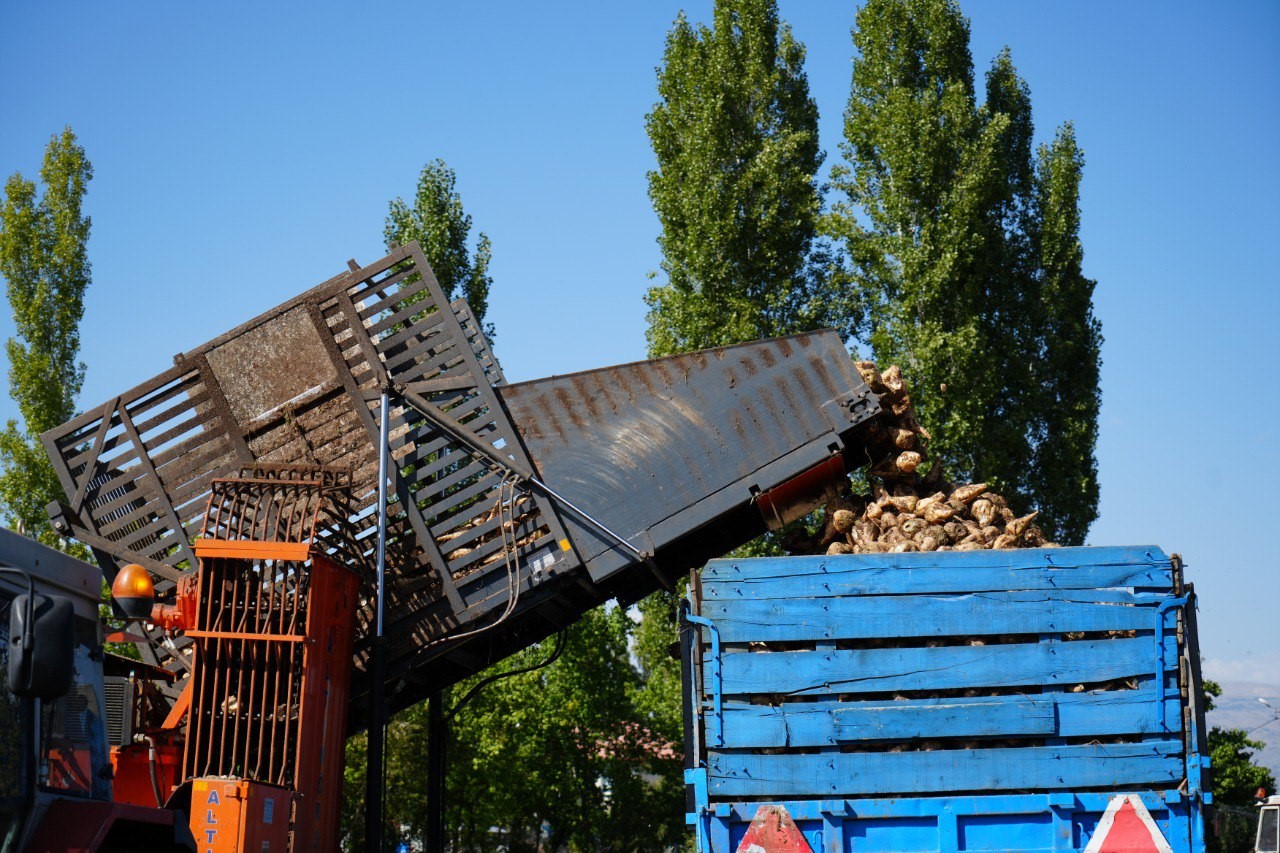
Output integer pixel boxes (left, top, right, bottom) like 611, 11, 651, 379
111, 563, 155, 622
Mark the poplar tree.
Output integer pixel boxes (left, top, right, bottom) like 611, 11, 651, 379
0, 128, 92, 546
827, 0, 1102, 543
385, 159, 495, 341
644, 0, 830, 357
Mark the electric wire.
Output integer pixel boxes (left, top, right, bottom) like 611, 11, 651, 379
420, 472, 529, 650
445, 626, 568, 722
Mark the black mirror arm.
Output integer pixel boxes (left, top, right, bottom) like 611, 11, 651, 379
0, 566, 38, 682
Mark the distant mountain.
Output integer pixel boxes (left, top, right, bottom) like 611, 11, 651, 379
1207, 679, 1280, 785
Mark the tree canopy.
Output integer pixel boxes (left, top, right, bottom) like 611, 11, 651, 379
0, 127, 92, 547
644, 0, 832, 357
826, 0, 1102, 543
342, 608, 682, 851
386, 159, 495, 342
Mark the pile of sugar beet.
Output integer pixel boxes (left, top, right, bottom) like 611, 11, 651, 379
782, 361, 1056, 557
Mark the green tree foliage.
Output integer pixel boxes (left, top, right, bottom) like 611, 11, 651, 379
341, 608, 682, 851
644, 0, 832, 357
385, 159, 495, 341
826, 0, 1102, 544
639, 0, 827, 819
0, 128, 92, 547
1204, 680, 1276, 806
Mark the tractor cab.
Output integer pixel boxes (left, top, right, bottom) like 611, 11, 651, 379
0, 527, 189, 851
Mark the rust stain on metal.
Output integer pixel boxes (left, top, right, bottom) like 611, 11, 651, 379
554, 386, 583, 429
791, 366, 819, 411
569, 375, 601, 420
808, 355, 834, 396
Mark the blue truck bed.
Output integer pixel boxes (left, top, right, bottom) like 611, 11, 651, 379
681, 546, 1209, 852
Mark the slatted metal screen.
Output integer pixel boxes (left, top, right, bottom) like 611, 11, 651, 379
42, 244, 575, 691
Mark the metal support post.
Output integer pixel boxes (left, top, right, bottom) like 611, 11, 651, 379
366, 390, 390, 852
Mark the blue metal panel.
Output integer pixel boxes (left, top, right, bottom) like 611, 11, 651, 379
700, 792, 1198, 852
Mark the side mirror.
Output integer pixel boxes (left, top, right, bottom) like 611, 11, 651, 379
8, 593, 75, 699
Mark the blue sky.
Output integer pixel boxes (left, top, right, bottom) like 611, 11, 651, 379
1, 1, 1277, 686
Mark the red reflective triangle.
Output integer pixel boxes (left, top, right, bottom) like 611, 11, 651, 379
1084, 794, 1174, 853
735, 804, 813, 853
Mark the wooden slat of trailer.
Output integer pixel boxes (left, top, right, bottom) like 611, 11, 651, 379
706, 740, 1185, 798
703, 590, 1160, 642
51, 362, 192, 439
166, 467, 232, 517
371, 298, 449, 343
424, 482, 500, 532
714, 637, 1170, 697
306, 300, 468, 614
352, 266, 429, 318
350, 261, 428, 305
404, 422, 500, 468
364, 293, 448, 340
432, 395, 491, 428
148, 428, 232, 477
438, 511, 534, 557
373, 304, 451, 351
406, 444, 479, 486
139, 412, 214, 461
447, 521, 548, 576
382, 332, 460, 375
701, 552, 1173, 599
380, 315, 457, 359
417, 457, 492, 500
83, 464, 148, 516
152, 443, 237, 503
112, 514, 175, 554
709, 687, 1182, 749
131, 389, 211, 444
410, 452, 488, 491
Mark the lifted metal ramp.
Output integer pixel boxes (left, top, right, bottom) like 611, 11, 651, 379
42, 242, 879, 724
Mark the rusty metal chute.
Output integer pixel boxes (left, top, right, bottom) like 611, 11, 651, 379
42, 242, 880, 725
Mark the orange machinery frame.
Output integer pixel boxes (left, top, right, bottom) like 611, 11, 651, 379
146, 468, 364, 852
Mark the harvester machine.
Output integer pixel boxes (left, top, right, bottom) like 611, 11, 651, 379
14, 241, 881, 849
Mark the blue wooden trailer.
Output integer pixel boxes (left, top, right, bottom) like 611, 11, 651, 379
681, 546, 1210, 852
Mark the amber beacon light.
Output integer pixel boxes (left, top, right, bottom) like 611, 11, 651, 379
111, 563, 155, 621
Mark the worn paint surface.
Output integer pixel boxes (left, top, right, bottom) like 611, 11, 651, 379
685, 546, 1207, 852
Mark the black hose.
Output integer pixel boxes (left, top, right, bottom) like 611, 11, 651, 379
446, 628, 568, 722
141, 735, 164, 807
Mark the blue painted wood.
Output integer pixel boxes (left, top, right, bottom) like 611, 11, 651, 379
704, 545, 1170, 580
707, 740, 1184, 798
722, 791, 1183, 821
702, 589, 1163, 642
708, 688, 1183, 748
701, 546, 1172, 599
833, 697, 1056, 738
704, 793, 1198, 853
714, 637, 1166, 697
